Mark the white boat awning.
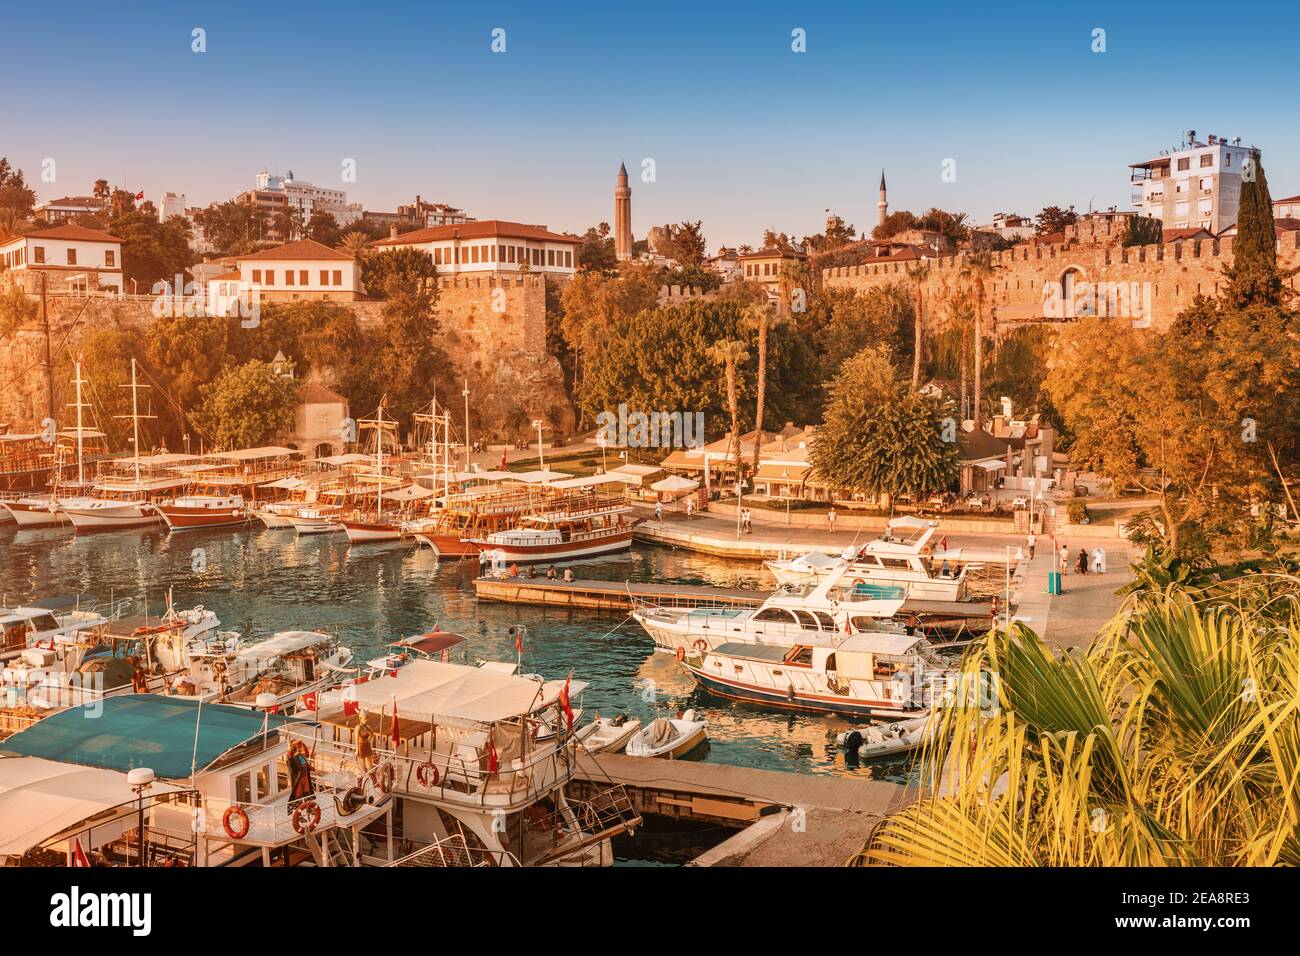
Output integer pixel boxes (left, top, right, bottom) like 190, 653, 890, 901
0, 757, 181, 858
651, 475, 700, 493
209, 446, 297, 461
548, 472, 639, 489
508, 470, 572, 484
383, 484, 436, 501
342, 660, 586, 727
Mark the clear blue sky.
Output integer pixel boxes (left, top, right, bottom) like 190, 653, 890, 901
3, 1, 1297, 247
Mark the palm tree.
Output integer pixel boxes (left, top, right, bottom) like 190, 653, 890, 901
707, 339, 749, 496
959, 251, 999, 427
905, 261, 930, 388
856, 581, 1300, 866
744, 302, 783, 479
92, 179, 110, 201
338, 231, 370, 260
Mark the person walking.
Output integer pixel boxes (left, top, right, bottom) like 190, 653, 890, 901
655, 500, 663, 523
1026, 532, 1036, 560
1076, 548, 1089, 575
1092, 547, 1105, 574
1058, 544, 1069, 577
827, 507, 837, 533
685, 496, 694, 519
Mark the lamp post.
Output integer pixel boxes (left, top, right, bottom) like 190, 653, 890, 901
127, 767, 155, 867
1004, 546, 1025, 628
533, 419, 545, 471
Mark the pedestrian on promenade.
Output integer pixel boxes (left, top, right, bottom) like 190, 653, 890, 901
1058, 544, 1069, 576
827, 507, 837, 533
742, 508, 752, 533
1092, 547, 1105, 574
685, 496, 694, 519
1027, 532, 1036, 559
655, 500, 663, 522
1076, 548, 1089, 575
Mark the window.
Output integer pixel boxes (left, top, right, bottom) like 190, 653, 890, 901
285, 270, 295, 285
333, 270, 342, 285
320, 270, 330, 285
1177, 157, 1190, 171
753, 607, 797, 624
785, 646, 814, 666
299, 270, 308, 285
265, 270, 274, 286
66, 248, 77, 265
1224, 152, 1232, 166
1200, 154, 1213, 167
564, 250, 572, 268
252, 270, 262, 283
547, 249, 556, 266
105, 250, 115, 267
255, 764, 271, 800
235, 772, 251, 804
507, 246, 515, 263
792, 609, 820, 630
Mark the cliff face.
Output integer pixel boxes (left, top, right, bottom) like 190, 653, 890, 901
0, 277, 574, 438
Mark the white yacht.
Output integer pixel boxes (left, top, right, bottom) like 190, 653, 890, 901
765, 516, 971, 601
633, 562, 910, 655
169, 630, 355, 712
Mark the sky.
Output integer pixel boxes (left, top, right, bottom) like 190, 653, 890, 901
3, 1, 1298, 248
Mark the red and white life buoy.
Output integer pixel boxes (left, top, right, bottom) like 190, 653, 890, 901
368, 763, 394, 794
692, 639, 708, 652
291, 799, 322, 834
222, 804, 250, 840
852, 578, 865, 588
415, 762, 440, 789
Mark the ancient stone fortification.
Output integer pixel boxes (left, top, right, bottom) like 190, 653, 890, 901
0, 273, 573, 436
823, 225, 1300, 333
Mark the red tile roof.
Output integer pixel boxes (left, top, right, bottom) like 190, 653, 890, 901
12, 223, 124, 244
210, 271, 242, 281
737, 246, 807, 261
236, 238, 353, 261
1272, 195, 1300, 205
371, 220, 578, 246
1163, 227, 1213, 241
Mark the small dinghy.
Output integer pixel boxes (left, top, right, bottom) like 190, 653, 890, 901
625, 710, 707, 759
533, 708, 587, 742
580, 714, 643, 754
836, 714, 932, 759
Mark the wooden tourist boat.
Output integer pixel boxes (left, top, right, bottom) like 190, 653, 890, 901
472, 493, 637, 564
158, 446, 301, 532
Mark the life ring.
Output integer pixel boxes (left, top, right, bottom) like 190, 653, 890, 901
416, 762, 441, 789
675, 646, 686, 663
368, 763, 394, 794
291, 799, 322, 834
222, 804, 250, 840
852, 578, 865, 588
692, 639, 708, 652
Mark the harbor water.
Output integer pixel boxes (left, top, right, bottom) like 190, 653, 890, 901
0, 523, 918, 783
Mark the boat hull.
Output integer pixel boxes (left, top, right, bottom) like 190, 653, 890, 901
343, 520, 404, 543
159, 504, 250, 531
475, 530, 635, 564
686, 665, 909, 719
2, 499, 69, 528
255, 509, 296, 529
413, 532, 480, 556
62, 502, 161, 530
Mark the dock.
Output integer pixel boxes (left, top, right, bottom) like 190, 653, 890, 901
473, 575, 994, 622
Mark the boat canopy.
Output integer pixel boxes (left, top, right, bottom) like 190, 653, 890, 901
396, 631, 467, 655
317, 453, 371, 466
837, 632, 924, 656
0, 695, 300, 780
261, 476, 306, 490
233, 630, 334, 662
0, 756, 182, 859
548, 472, 639, 489
209, 445, 297, 461
382, 484, 437, 501
337, 659, 586, 728
711, 642, 793, 662
112, 453, 198, 467
508, 470, 572, 484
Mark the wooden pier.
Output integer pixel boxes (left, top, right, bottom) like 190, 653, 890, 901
473, 575, 994, 622
572, 752, 913, 826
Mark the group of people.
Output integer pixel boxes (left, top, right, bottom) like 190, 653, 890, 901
740, 508, 754, 533
506, 562, 574, 582
1056, 543, 1105, 575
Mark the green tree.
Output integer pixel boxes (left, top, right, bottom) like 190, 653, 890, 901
0, 158, 37, 226
960, 251, 999, 425
306, 210, 341, 246
337, 231, 371, 260
1034, 205, 1077, 236
670, 220, 707, 267
707, 339, 749, 481
872, 210, 919, 240
111, 204, 195, 292
0, 282, 36, 338
1120, 215, 1163, 247
744, 302, 785, 477
575, 223, 617, 273
810, 345, 958, 508
807, 286, 911, 378
905, 262, 930, 387
193, 360, 300, 450
361, 247, 437, 298
1223, 153, 1287, 309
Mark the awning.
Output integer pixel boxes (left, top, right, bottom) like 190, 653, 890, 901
753, 463, 810, 482
209, 446, 296, 461
548, 473, 639, 489
508, 470, 572, 484
0, 757, 182, 858
260, 476, 306, 490
609, 464, 662, 478
397, 632, 468, 655
659, 450, 706, 470
974, 460, 1006, 471
317, 453, 371, 466
651, 475, 700, 493
382, 484, 436, 501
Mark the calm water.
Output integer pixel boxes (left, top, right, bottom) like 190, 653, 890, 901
0, 523, 914, 782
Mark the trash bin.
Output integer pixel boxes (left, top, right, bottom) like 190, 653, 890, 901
1047, 571, 1061, 595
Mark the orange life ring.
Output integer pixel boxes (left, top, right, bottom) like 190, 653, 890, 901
416, 762, 440, 789
222, 804, 250, 840
291, 799, 322, 834
852, 578, 865, 588
675, 646, 686, 663
368, 763, 394, 794
692, 639, 708, 652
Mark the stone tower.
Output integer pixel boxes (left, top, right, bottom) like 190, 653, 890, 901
614, 162, 633, 261
877, 169, 888, 227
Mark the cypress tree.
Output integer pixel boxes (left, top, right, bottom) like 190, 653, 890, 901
1224, 152, 1283, 308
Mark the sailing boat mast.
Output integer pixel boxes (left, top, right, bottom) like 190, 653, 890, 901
115, 358, 153, 484
70, 356, 88, 485
462, 379, 471, 471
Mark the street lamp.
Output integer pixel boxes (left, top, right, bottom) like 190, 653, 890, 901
127, 767, 155, 867
1004, 546, 1025, 629
532, 419, 545, 471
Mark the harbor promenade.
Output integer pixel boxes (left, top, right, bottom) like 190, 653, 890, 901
1011, 539, 1135, 650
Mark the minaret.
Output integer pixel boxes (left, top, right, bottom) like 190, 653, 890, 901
877, 169, 888, 227
614, 162, 633, 261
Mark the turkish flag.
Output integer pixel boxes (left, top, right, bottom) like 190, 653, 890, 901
300, 691, 317, 712
390, 700, 401, 747
343, 698, 359, 717
134, 191, 144, 201
559, 674, 574, 732
499, 448, 507, 469
486, 736, 500, 777
514, 629, 523, 653
72, 838, 90, 867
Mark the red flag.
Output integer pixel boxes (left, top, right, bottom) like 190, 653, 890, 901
559, 674, 574, 732
486, 736, 500, 777
343, 697, 359, 717
390, 700, 402, 747
843, 616, 852, 635
300, 691, 317, 712
134, 190, 144, 201
940, 535, 949, 552
499, 447, 507, 469
514, 629, 523, 653
72, 838, 90, 867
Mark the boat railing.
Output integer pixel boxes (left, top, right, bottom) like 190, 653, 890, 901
387, 832, 520, 868
524, 785, 642, 865
286, 725, 578, 812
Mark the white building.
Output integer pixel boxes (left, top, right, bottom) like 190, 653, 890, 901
33, 196, 108, 223
982, 212, 1037, 241
0, 224, 124, 294
158, 192, 187, 221
370, 220, 579, 277
255, 169, 357, 226
234, 238, 360, 301
1130, 130, 1259, 233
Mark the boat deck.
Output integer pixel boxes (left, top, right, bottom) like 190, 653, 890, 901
473, 576, 993, 621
